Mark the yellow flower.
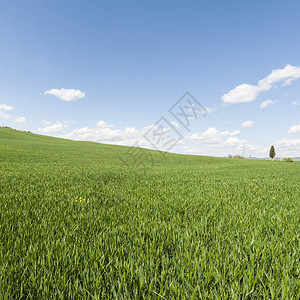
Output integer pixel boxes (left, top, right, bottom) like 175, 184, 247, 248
75, 200, 78, 202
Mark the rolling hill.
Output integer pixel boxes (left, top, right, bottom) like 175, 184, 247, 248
1, 127, 300, 298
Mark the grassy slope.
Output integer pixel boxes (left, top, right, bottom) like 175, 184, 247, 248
0, 127, 300, 299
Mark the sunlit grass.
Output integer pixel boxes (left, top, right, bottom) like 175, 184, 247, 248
0, 127, 300, 299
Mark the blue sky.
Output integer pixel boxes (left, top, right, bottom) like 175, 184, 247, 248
1, 0, 300, 157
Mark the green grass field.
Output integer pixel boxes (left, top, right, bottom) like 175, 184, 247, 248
0, 127, 300, 299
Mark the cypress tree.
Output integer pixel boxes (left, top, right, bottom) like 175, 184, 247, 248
269, 145, 276, 160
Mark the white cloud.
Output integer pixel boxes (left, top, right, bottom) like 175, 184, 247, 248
291, 101, 299, 106
60, 123, 257, 157
288, 123, 300, 134
222, 64, 300, 104
260, 99, 275, 109
0, 111, 10, 119
44, 88, 85, 101
96, 120, 114, 128
222, 84, 259, 104
36, 119, 298, 158
269, 138, 300, 157
275, 138, 300, 155
219, 130, 241, 137
186, 127, 272, 156
224, 137, 246, 147
276, 138, 300, 148
171, 121, 179, 128
241, 120, 254, 128
58, 122, 186, 152
0, 104, 14, 111
205, 106, 218, 114
15, 117, 26, 124
64, 125, 147, 144
38, 121, 67, 134
42, 120, 54, 126
189, 127, 240, 143
246, 144, 269, 154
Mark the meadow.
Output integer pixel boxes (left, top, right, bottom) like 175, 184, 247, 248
0, 127, 299, 299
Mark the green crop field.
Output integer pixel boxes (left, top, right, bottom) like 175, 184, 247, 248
0, 127, 300, 299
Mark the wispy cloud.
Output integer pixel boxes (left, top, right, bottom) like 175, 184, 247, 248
241, 120, 254, 128
260, 99, 275, 109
